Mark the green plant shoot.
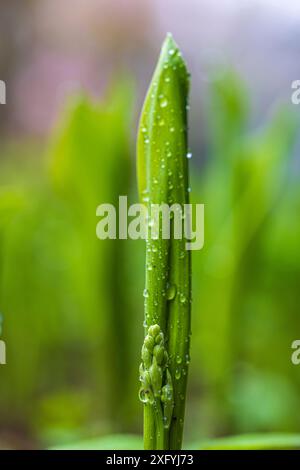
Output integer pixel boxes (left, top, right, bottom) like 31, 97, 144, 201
137, 33, 191, 450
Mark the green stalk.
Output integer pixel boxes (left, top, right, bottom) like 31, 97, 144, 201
137, 34, 191, 450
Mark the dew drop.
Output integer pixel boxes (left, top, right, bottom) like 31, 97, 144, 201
139, 389, 147, 403
159, 96, 168, 108
168, 49, 175, 56
142, 189, 149, 202
166, 283, 177, 300
143, 289, 149, 298
186, 152, 192, 159
175, 369, 181, 380
176, 355, 182, 364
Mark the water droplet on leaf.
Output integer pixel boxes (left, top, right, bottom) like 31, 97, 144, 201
166, 283, 177, 300
159, 96, 168, 108
176, 355, 182, 364
143, 289, 149, 298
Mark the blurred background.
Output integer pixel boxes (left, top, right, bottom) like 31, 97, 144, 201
0, 0, 300, 449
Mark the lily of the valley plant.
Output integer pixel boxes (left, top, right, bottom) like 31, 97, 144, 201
137, 34, 191, 450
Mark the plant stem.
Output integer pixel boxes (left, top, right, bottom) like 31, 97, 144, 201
168, 234, 191, 449
137, 33, 191, 450
144, 403, 156, 449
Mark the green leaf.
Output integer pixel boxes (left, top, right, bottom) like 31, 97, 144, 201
137, 33, 191, 450
197, 433, 300, 450
52, 434, 143, 450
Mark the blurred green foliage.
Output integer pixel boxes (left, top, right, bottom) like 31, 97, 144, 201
0, 72, 299, 449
